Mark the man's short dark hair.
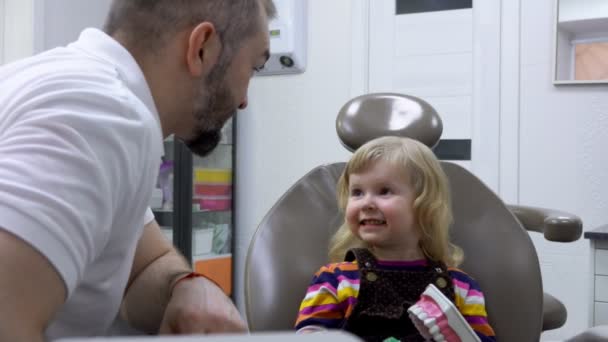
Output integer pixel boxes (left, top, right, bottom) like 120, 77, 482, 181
104, 0, 276, 60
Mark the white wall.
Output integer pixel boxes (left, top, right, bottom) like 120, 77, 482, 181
1, 0, 110, 64
32, 0, 111, 53
1, 0, 34, 64
520, 0, 608, 339
0, 0, 4, 64
559, 0, 608, 22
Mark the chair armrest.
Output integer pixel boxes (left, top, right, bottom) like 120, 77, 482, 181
542, 292, 566, 331
566, 325, 608, 342
507, 205, 582, 242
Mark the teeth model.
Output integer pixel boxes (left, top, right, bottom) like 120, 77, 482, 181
407, 284, 481, 342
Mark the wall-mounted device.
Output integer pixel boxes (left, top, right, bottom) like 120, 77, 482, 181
256, 0, 308, 76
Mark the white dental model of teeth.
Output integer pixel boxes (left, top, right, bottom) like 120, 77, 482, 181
407, 284, 481, 342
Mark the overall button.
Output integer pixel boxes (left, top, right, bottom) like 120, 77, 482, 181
366, 272, 378, 282
436, 277, 448, 288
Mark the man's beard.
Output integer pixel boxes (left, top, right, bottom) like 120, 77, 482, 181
185, 128, 223, 157
185, 64, 236, 157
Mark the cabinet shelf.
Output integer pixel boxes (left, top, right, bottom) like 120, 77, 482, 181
193, 253, 232, 262
152, 209, 233, 214
152, 209, 232, 227
164, 140, 233, 147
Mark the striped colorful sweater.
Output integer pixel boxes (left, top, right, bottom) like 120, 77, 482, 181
295, 259, 496, 341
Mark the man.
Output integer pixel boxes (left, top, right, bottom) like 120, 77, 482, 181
0, 0, 275, 340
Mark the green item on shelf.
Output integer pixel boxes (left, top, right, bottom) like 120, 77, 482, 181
382, 338, 400, 342
212, 223, 230, 254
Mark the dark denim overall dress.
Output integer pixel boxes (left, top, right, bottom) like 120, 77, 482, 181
342, 248, 456, 342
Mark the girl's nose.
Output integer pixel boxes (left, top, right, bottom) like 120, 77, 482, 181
362, 196, 376, 210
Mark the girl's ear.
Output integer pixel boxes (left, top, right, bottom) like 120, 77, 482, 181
185, 22, 222, 77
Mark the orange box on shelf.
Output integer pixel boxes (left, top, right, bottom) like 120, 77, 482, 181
194, 184, 232, 197
193, 168, 232, 184
194, 255, 232, 296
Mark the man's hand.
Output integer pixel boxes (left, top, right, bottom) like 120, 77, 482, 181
159, 275, 248, 334
124, 218, 247, 335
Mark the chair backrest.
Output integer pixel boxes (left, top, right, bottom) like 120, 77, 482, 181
442, 162, 543, 341
244, 162, 345, 331
244, 93, 544, 341
244, 162, 543, 340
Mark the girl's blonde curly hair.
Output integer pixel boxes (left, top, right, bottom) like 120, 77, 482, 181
329, 136, 463, 267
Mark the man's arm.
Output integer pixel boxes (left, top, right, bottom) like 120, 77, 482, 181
0, 229, 66, 341
121, 219, 190, 333
122, 219, 247, 334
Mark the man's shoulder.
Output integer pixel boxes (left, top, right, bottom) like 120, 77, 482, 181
1, 52, 127, 118
17, 47, 120, 86
4, 52, 156, 132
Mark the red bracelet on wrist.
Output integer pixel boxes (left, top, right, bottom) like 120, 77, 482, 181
171, 271, 206, 292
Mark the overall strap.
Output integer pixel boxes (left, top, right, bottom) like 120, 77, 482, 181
427, 259, 453, 292
344, 248, 378, 269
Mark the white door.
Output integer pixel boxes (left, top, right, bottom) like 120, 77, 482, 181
366, 0, 502, 193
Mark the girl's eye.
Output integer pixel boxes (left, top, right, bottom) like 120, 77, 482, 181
379, 187, 391, 195
350, 189, 363, 197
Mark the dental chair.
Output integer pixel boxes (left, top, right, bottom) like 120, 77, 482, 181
244, 93, 583, 341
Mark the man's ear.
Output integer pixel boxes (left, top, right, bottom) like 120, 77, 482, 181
186, 22, 222, 77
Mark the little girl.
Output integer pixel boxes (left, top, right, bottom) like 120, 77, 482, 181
294, 136, 496, 342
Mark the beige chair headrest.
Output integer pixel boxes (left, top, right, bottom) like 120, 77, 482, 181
336, 93, 443, 152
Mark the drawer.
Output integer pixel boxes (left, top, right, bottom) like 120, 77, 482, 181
596, 240, 608, 250
595, 302, 608, 325
596, 276, 608, 302
597, 249, 608, 275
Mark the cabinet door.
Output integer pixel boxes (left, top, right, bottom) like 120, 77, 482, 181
151, 137, 176, 244
595, 302, 608, 325
596, 249, 608, 276
191, 118, 234, 296
595, 275, 608, 302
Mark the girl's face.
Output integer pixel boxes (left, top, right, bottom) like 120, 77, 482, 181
345, 159, 423, 260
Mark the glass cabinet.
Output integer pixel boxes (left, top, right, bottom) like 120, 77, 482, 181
151, 118, 235, 296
